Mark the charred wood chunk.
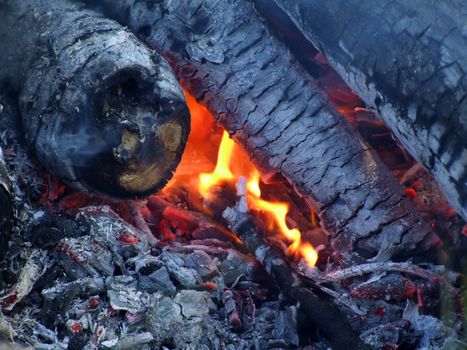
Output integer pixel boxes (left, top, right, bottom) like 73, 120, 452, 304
91, 0, 437, 264
0, 0, 190, 199
270, 0, 467, 220
0, 159, 13, 257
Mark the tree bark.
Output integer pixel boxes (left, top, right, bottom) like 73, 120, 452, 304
0, 0, 190, 199
270, 0, 467, 220
90, 0, 439, 264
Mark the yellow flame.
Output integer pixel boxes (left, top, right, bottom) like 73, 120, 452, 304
195, 105, 318, 267
246, 169, 262, 198
247, 171, 317, 266
251, 198, 301, 243
300, 243, 319, 267
199, 131, 235, 197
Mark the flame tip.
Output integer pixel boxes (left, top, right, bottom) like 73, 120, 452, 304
183, 92, 319, 268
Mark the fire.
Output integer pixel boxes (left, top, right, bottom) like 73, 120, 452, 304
195, 124, 318, 267
245, 170, 318, 267
246, 169, 261, 198
199, 131, 235, 197
166, 89, 318, 267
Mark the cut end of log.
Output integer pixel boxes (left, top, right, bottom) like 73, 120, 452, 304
0, 0, 190, 199
36, 67, 190, 199
77, 67, 190, 198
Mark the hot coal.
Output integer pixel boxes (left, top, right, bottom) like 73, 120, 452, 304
0, 0, 190, 199
0, 201, 310, 350
0, 90, 464, 350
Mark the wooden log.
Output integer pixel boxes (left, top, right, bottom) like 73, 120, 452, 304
90, 0, 439, 264
0, 0, 190, 199
269, 0, 467, 220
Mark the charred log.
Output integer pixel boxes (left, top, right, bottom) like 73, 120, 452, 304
223, 178, 370, 350
0, 0, 190, 199
91, 0, 438, 264
270, 0, 467, 220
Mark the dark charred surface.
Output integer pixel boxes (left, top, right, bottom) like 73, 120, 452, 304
0, 0, 190, 199
91, 0, 438, 264
271, 0, 467, 221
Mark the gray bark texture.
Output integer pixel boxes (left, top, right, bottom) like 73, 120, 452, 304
272, 0, 467, 221
0, 0, 190, 199
90, 0, 439, 264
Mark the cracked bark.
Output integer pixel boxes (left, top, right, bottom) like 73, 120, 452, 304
89, 0, 439, 264
0, 0, 190, 199
270, 0, 467, 220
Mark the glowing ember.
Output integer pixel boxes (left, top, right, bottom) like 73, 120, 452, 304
311, 210, 317, 227
117, 232, 139, 245
87, 296, 100, 309
70, 322, 82, 334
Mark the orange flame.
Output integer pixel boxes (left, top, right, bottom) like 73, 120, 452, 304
197, 133, 318, 267
246, 170, 318, 267
166, 89, 318, 267
199, 131, 235, 197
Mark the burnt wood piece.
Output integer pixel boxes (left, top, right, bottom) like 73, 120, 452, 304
270, 0, 467, 220
223, 179, 370, 350
91, 0, 438, 264
0, 0, 190, 199
0, 156, 13, 257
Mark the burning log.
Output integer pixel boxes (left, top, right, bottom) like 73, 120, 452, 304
269, 0, 467, 220
223, 178, 370, 350
90, 0, 438, 264
0, 156, 13, 257
0, 0, 190, 198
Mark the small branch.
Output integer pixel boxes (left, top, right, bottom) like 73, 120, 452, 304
0, 249, 50, 311
314, 284, 365, 316
223, 177, 369, 350
322, 262, 441, 282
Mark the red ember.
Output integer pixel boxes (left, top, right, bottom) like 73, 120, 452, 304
117, 232, 140, 245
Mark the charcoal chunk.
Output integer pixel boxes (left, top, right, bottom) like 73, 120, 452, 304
219, 250, 261, 285
272, 306, 299, 347
173, 290, 211, 319
185, 250, 220, 280
138, 266, 176, 296
161, 251, 201, 288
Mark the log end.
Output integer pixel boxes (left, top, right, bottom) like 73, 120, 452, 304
33, 65, 190, 199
